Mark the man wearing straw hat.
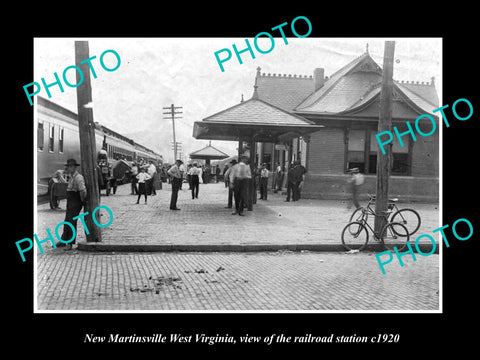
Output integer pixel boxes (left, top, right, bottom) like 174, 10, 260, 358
56, 159, 87, 250
347, 167, 364, 209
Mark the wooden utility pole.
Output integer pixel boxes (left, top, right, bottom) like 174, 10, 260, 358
163, 104, 183, 161
74, 41, 102, 242
374, 41, 395, 234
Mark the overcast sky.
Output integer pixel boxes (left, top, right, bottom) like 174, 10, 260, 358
34, 38, 441, 163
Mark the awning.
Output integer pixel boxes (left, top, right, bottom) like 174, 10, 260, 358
193, 98, 323, 143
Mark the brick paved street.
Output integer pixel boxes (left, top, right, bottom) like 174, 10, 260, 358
35, 182, 440, 311
37, 251, 439, 311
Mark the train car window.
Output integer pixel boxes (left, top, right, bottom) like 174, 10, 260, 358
37, 121, 44, 151
48, 124, 54, 152
59, 127, 64, 153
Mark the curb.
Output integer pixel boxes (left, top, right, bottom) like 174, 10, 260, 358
76, 242, 439, 254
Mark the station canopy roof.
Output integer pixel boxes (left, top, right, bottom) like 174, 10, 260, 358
189, 144, 229, 160
192, 95, 323, 143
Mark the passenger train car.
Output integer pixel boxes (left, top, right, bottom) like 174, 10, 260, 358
37, 96, 163, 196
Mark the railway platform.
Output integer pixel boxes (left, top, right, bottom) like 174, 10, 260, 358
36, 181, 440, 253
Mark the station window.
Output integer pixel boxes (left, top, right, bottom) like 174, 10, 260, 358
347, 129, 410, 176
37, 121, 44, 151
48, 124, 55, 152
59, 127, 64, 153
391, 137, 409, 175
347, 129, 366, 173
369, 132, 409, 175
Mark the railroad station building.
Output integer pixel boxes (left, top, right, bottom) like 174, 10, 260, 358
194, 50, 440, 202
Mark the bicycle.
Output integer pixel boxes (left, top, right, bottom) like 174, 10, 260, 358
349, 194, 421, 236
341, 203, 410, 252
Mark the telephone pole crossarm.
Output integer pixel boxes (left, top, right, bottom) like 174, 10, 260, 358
163, 104, 183, 161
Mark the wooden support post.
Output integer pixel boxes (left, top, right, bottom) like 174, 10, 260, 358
74, 41, 102, 242
247, 136, 256, 210
287, 140, 293, 165
237, 136, 243, 158
374, 41, 395, 235
271, 142, 276, 189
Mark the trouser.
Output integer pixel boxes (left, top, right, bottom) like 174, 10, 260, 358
61, 191, 83, 245
137, 183, 147, 202
191, 175, 199, 199
286, 181, 296, 201
170, 177, 182, 209
352, 183, 360, 208
259, 177, 268, 199
131, 176, 138, 194
294, 182, 301, 201
147, 178, 156, 195
277, 175, 284, 191
233, 178, 248, 214
227, 186, 234, 208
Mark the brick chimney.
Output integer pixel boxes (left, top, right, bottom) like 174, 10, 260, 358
314, 68, 325, 91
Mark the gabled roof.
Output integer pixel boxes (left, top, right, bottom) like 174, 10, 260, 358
189, 144, 229, 159
293, 52, 439, 117
295, 52, 382, 113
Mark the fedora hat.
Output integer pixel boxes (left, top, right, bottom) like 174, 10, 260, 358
65, 159, 81, 167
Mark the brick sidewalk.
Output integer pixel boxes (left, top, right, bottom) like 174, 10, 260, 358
36, 251, 439, 311
36, 182, 440, 252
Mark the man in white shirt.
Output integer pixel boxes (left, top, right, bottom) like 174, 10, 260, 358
147, 160, 157, 196
167, 160, 183, 210
188, 162, 202, 199
224, 159, 237, 208
348, 167, 365, 209
56, 159, 86, 250
178, 162, 186, 190
259, 163, 269, 200
229, 156, 251, 216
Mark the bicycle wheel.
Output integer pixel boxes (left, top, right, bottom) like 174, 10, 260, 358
349, 207, 365, 222
341, 221, 369, 251
381, 222, 410, 252
391, 208, 421, 236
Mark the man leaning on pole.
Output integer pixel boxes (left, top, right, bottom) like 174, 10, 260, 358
56, 159, 87, 250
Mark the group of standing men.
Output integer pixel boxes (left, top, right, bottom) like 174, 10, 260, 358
223, 157, 308, 216
224, 156, 251, 216
131, 159, 186, 210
